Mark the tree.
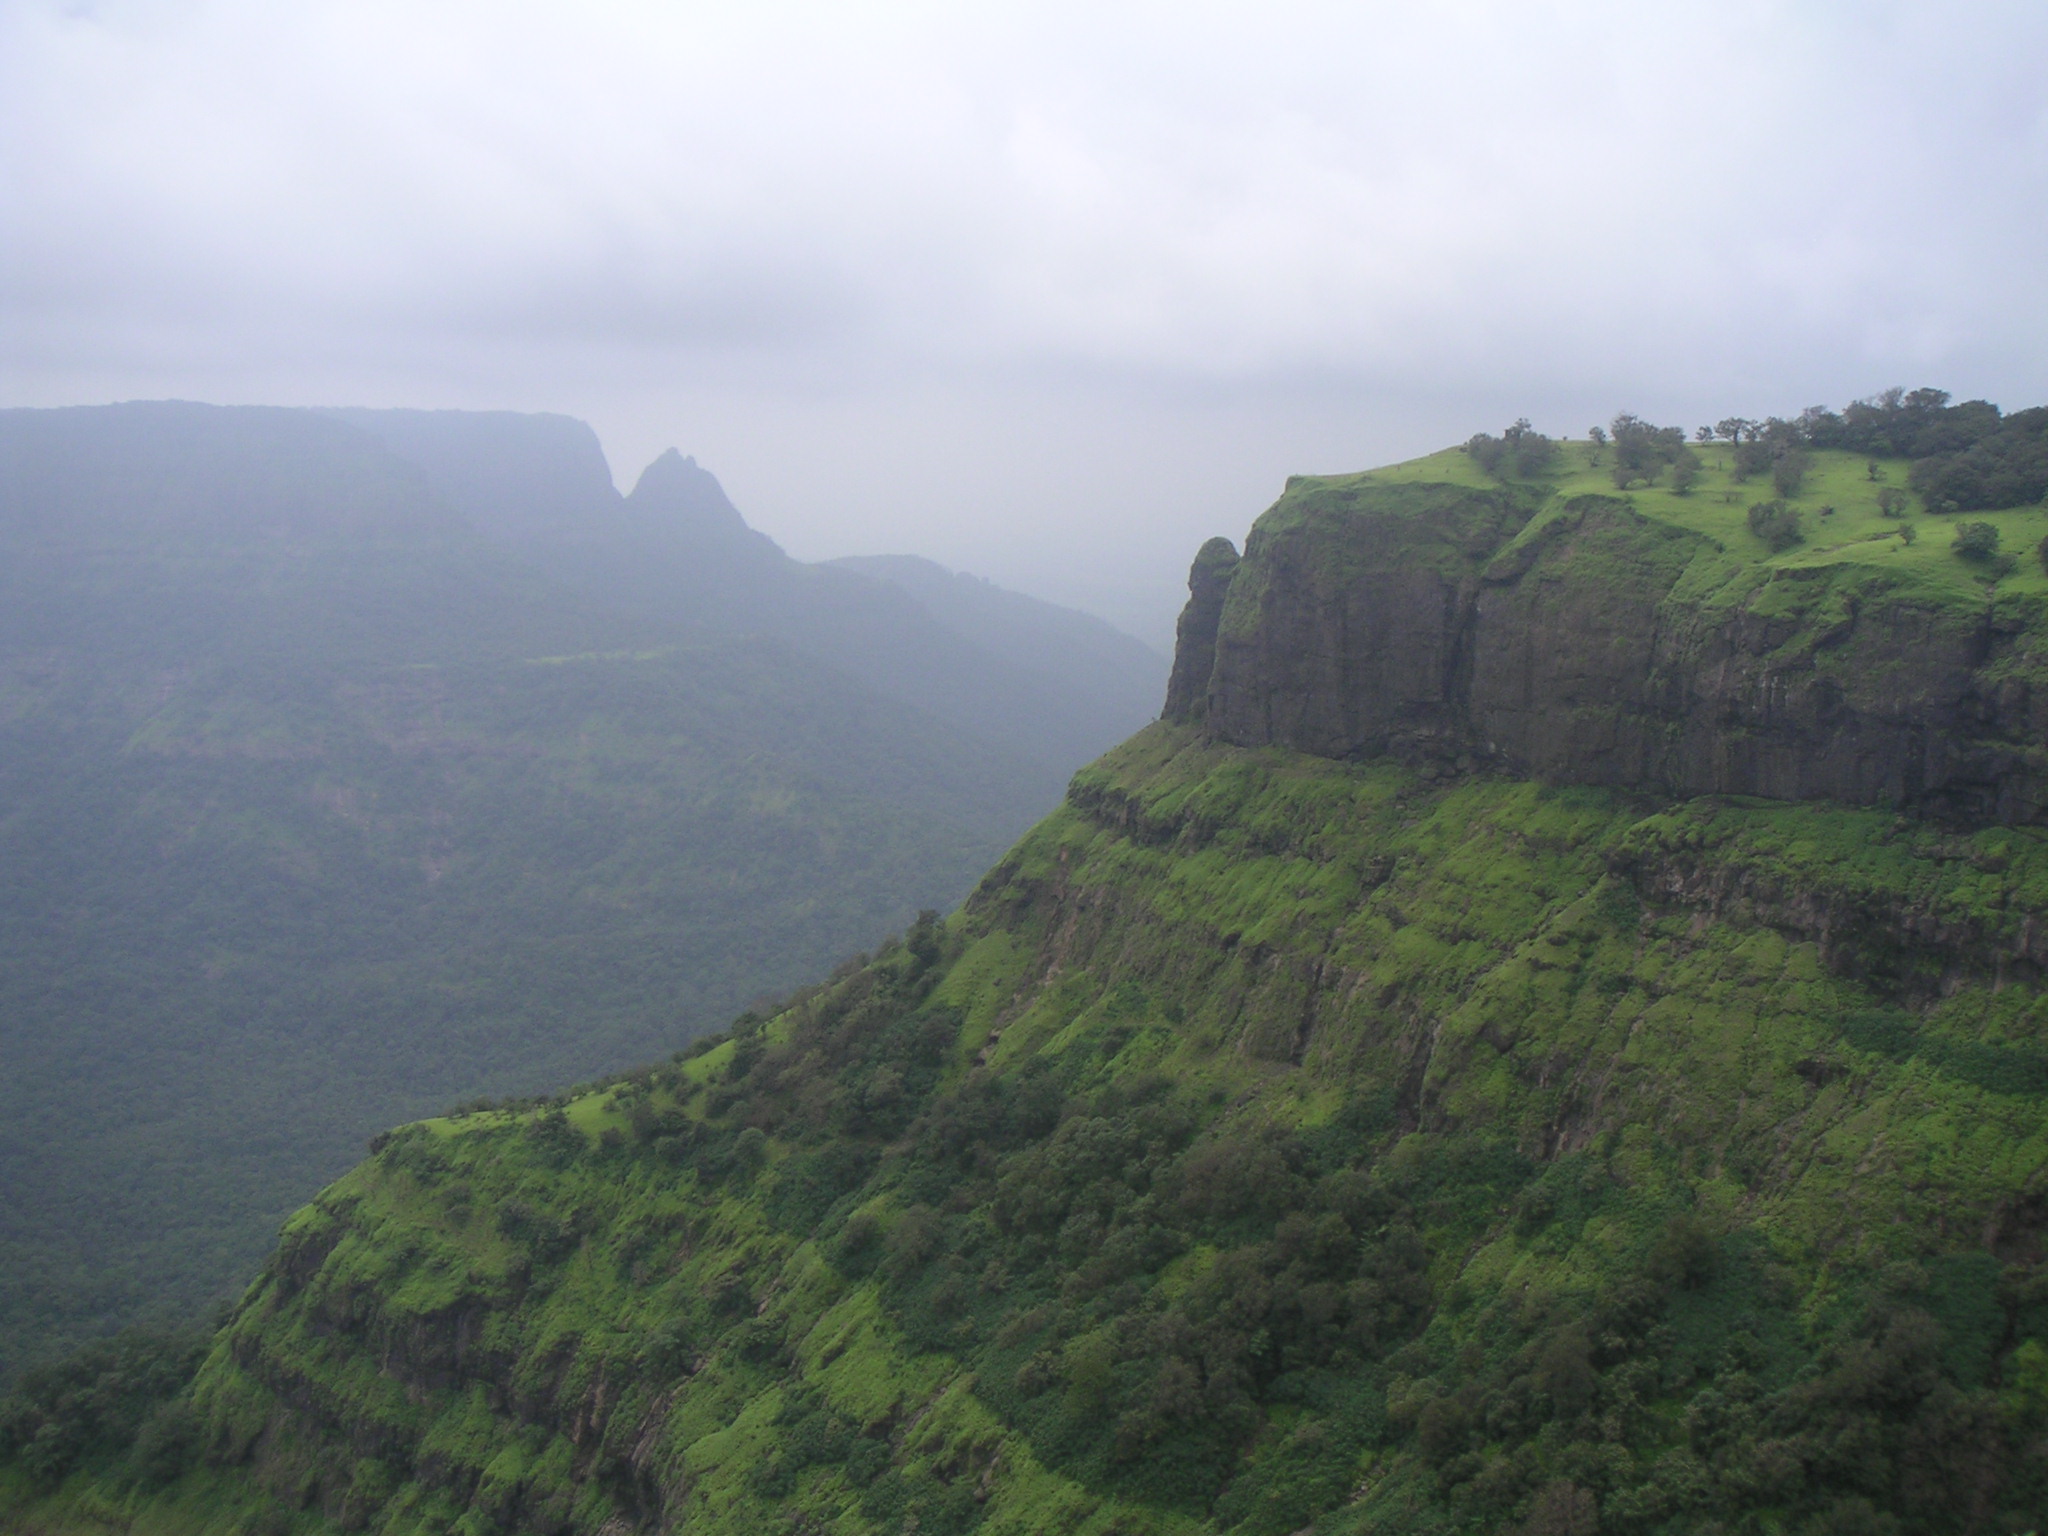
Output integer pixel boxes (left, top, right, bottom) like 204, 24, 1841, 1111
1466, 420, 1556, 479
1465, 432, 1508, 474
1876, 487, 1910, 518
1669, 446, 1702, 496
1586, 425, 1607, 465
1610, 414, 1686, 489
1908, 404, 2048, 511
1771, 448, 1811, 499
1503, 418, 1557, 476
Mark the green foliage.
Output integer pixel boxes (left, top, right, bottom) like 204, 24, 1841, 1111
1465, 419, 1559, 480
0, 406, 1144, 1383
1952, 519, 2003, 559
16, 728, 2048, 1535
1747, 497, 1804, 550
0, 1330, 205, 1491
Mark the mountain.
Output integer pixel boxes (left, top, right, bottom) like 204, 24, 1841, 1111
7, 412, 2048, 1535
0, 401, 1161, 1386
329, 409, 1168, 781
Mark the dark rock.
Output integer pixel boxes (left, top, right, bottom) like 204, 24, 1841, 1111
1177, 479, 2048, 824
1161, 536, 1240, 722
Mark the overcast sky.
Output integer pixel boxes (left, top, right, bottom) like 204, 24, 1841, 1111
4, 1, 2046, 644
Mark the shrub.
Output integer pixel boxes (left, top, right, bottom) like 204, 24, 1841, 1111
1771, 448, 1811, 498
1876, 486, 1910, 517
1952, 520, 2001, 560
1747, 500, 1803, 552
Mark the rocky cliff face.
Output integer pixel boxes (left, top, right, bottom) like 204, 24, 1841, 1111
1173, 479, 2048, 823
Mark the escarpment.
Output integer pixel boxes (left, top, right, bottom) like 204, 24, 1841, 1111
15, 429, 2048, 1536
1171, 480, 2048, 823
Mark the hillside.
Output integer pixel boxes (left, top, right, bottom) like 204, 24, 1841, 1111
6, 403, 2048, 1536
0, 402, 1162, 1385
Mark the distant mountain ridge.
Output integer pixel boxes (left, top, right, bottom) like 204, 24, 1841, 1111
0, 399, 1162, 1384
326, 405, 1166, 779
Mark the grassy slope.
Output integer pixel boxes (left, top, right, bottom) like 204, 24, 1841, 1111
13, 725, 2046, 1535
1360, 441, 2048, 607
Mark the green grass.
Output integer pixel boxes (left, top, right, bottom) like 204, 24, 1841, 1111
1350, 440, 2048, 605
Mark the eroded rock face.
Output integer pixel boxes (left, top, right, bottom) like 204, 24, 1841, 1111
1175, 483, 2048, 823
1161, 536, 1241, 722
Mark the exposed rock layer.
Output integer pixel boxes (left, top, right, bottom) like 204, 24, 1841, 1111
1170, 482, 2048, 824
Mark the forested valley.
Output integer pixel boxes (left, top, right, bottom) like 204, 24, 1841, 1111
0, 402, 1165, 1384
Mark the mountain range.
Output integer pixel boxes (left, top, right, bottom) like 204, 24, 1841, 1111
0, 400, 1164, 1384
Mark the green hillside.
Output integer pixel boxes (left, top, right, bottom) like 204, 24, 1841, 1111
7, 394, 2047, 1535
10, 722, 2044, 1534
0, 402, 1160, 1387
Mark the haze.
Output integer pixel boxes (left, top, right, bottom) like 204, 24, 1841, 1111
4, 0, 2045, 644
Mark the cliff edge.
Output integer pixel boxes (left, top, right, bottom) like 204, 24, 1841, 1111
1169, 463, 2048, 824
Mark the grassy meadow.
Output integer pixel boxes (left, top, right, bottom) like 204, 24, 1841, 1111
1354, 438, 2048, 607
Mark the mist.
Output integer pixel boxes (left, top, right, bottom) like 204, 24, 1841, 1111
4, 0, 2045, 644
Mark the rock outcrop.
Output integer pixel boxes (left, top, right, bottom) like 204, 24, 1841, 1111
1169, 480, 2048, 823
1160, 535, 1240, 721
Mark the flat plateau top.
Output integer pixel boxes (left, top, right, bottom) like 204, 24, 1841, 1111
1320, 441, 2048, 606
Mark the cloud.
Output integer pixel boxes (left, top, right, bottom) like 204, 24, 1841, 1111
3, 0, 2045, 640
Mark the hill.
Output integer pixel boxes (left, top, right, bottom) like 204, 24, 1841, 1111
329, 408, 1168, 779
6, 397, 2047, 1536
0, 401, 1162, 1386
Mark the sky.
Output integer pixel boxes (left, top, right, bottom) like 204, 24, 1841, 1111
4, 1, 2046, 646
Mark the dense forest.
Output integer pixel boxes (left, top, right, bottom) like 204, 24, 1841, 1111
0, 402, 1164, 1386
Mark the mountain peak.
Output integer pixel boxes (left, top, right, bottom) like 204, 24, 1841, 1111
629, 449, 740, 523
625, 448, 787, 567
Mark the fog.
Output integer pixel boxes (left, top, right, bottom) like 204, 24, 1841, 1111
4, 1, 2045, 644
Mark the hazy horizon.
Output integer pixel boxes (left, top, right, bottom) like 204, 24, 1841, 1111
6, 1, 2046, 644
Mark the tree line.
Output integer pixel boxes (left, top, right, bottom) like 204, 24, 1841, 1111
1460, 388, 2048, 515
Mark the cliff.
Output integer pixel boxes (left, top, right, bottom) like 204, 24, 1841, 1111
1172, 460, 2048, 825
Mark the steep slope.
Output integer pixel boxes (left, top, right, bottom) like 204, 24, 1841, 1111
9, 433, 2048, 1536
13, 725, 2043, 1535
0, 403, 1090, 1382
